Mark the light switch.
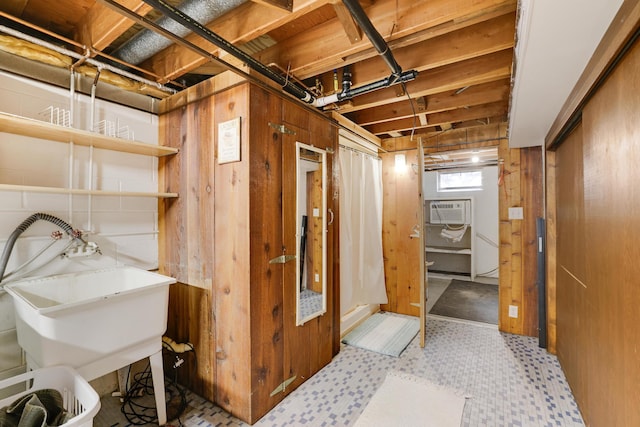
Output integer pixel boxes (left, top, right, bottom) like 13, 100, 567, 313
315, 273, 320, 282
313, 208, 320, 217
509, 305, 518, 318
508, 207, 523, 220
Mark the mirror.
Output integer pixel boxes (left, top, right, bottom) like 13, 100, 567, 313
296, 142, 327, 325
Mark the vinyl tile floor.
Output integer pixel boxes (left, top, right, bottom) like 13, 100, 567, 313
96, 316, 584, 427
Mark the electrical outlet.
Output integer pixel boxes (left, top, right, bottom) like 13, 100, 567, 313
509, 305, 518, 318
315, 273, 320, 282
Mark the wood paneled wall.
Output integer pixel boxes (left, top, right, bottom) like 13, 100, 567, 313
280, 100, 336, 395
158, 81, 218, 397
159, 76, 338, 424
380, 149, 421, 316
381, 132, 542, 338
497, 140, 542, 336
554, 124, 587, 415
549, 38, 640, 427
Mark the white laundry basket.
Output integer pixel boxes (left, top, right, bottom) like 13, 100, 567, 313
0, 365, 100, 426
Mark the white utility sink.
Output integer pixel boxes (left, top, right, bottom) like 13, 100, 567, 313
4, 266, 176, 425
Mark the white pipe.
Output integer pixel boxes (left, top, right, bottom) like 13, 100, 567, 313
68, 71, 75, 225
88, 76, 99, 232
69, 70, 75, 127
313, 93, 339, 108
0, 25, 175, 95
88, 146, 94, 232
90, 73, 97, 132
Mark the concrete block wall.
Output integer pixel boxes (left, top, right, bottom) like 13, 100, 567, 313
0, 71, 160, 381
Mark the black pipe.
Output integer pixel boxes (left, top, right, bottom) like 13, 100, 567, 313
338, 70, 417, 101
314, 69, 417, 107
342, 65, 352, 93
341, 0, 403, 77
140, 0, 316, 103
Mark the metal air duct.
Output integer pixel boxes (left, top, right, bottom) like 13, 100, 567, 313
112, 0, 248, 65
140, 0, 316, 102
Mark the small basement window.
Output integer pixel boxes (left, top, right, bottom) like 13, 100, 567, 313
437, 169, 483, 192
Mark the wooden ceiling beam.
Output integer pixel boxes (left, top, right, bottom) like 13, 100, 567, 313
347, 78, 510, 126
338, 49, 513, 114
322, 12, 515, 89
331, 0, 363, 44
365, 100, 509, 135
76, 0, 153, 51
342, 1, 515, 69
2, 0, 28, 16
144, 0, 330, 82
251, 0, 294, 11
255, 0, 516, 80
382, 122, 507, 152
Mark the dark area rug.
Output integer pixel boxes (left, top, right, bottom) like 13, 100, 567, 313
429, 279, 498, 324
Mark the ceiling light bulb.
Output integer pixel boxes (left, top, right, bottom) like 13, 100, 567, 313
471, 155, 480, 163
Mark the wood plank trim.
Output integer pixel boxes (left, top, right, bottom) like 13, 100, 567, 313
544, 149, 557, 354
0, 112, 178, 156
0, 184, 178, 198
331, 112, 381, 147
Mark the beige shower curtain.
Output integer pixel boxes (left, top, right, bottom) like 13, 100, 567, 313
339, 146, 387, 317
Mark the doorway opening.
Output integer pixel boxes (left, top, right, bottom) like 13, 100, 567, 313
423, 148, 499, 325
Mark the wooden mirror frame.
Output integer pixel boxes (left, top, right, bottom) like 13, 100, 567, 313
295, 142, 327, 325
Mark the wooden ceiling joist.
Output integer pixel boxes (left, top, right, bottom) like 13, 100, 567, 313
331, 0, 362, 44
339, 49, 513, 114
2, 0, 28, 16
324, 12, 515, 88
366, 100, 508, 135
256, 0, 516, 80
347, 78, 510, 126
252, 0, 294, 12
77, 0, 153, 52
383, 122, 507, 151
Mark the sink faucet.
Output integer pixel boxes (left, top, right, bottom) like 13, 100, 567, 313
0, 213, 90, 284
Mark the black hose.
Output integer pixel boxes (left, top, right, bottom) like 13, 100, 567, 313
0, 213, 81, 282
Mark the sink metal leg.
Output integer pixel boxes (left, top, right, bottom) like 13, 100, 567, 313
149, 350, 166, 425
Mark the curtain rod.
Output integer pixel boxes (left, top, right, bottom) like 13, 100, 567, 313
338, 144, 381, 160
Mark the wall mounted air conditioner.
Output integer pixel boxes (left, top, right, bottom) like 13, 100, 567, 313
429, 200, 471, 225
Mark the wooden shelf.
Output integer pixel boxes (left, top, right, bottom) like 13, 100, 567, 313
0, 184, 178, 198
426, 247, 472, 255
0, 112, 178, 157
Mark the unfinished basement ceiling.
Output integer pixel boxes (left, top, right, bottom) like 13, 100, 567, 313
0, 0, 520, 146
1, 0, 628, 150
